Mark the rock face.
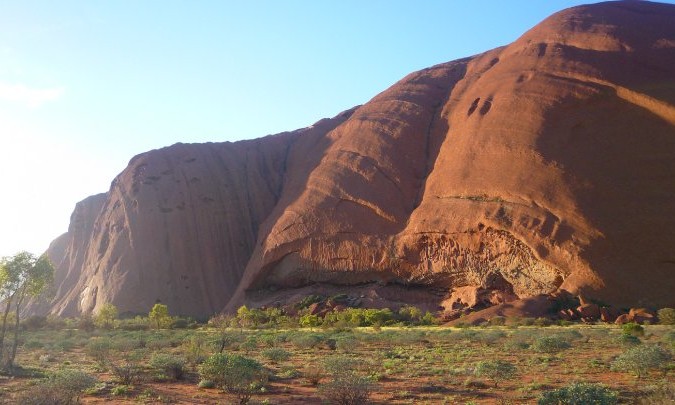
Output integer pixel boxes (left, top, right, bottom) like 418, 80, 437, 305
41, 1, 675, 317
43, 112, 354, 316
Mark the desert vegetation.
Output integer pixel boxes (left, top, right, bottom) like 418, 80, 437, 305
0, 299, 672, 404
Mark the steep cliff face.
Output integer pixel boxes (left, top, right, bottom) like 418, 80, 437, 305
44, 112, 353, 317
25, 193, 108, 315
45, 1, 675, 317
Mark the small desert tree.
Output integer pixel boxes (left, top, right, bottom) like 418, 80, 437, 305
149, 303, 170, 329
0, 252, 54, 371
95, 303, 118, 330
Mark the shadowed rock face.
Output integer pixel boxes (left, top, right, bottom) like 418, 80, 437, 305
42, 1, 675, 317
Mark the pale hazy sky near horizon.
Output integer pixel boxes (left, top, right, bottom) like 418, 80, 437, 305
2, 0, 672, 258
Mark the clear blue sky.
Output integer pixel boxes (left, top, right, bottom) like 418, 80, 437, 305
1, 0, 671, 258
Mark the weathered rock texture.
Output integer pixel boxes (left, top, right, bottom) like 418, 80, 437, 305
41, 1, 675, 317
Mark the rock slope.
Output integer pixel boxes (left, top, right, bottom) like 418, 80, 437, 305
42, 1, 675, 317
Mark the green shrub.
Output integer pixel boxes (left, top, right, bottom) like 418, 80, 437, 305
622, 322, 644, 336
663, 330, 675, 350
291, 333, 324, 349
303, 365, 324, 386
657, 308, 675, 325
319, 355, 373, 405
534, 317, 553, 327
532, 335, 572, 353
149, 303, 171, 329
239, 337, 259, 352
111, 384, 132, 396
146, 337, 172, 350
398, 305, 423, 324
86, 338, 111, 367
170, 318, 190, 329
637, 382, 675, 404
46, 315, 69, 330
538, 382, 618, 404
112, 358, 142, 385
212, 331, 239, 353
261, 348, 290, 363
198, 379, 215, 388
182, 334, 209, 364
616, 333, 642, 347
475, 330, 506, 346
474, 359, 517, 387
363, 308, 395, 326
17, 369, 97, 404
150, 353, 186, 380
335, 336, 360, 353
503, 339, 530, 351
77, 314, 96, 332
259, 334, 277, 348
611, 345, 672, 378
299, 314, 321, 327
53, 338, 75, 352
319, 372, 373, 405
277, 366, 301, 379
94, 303, 118, 330
556, 329, 584, 342
198, 353, 266, 404
420, 311, 438, 325
323, 355, 358, 375
118, 316, 149, 331
111, 337, 138, 351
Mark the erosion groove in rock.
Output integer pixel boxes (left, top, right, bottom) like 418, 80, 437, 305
38, 1, 675, 317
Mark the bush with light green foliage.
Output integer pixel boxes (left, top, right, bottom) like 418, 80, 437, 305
637, 382, 675, 404
663, 330, 675, 350
398, 305, 423, 324
261, 348, 290, 363
94, 303, 118, 329
616, 333, 641, 347
291, 333, 324, 349
319, 355, 373, 405
86, 338, 111, 368
150, 353, 186, 380
149, 303, 171, 329
16, 369, 97, 405
299, 313, 321, 327
538, 382, 618, 404
611, 344, 672, 378
622, 322, 644, 337
532, 335, 572, 353
474, 359, 516, 387
110, 350, 144, 385
198, 353, 266, 404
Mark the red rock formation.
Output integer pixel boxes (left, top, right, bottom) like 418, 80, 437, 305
577, 303, 601, 320
41, 1, 675, 317
230, 1, 675, 311
42, 111, 354, 317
